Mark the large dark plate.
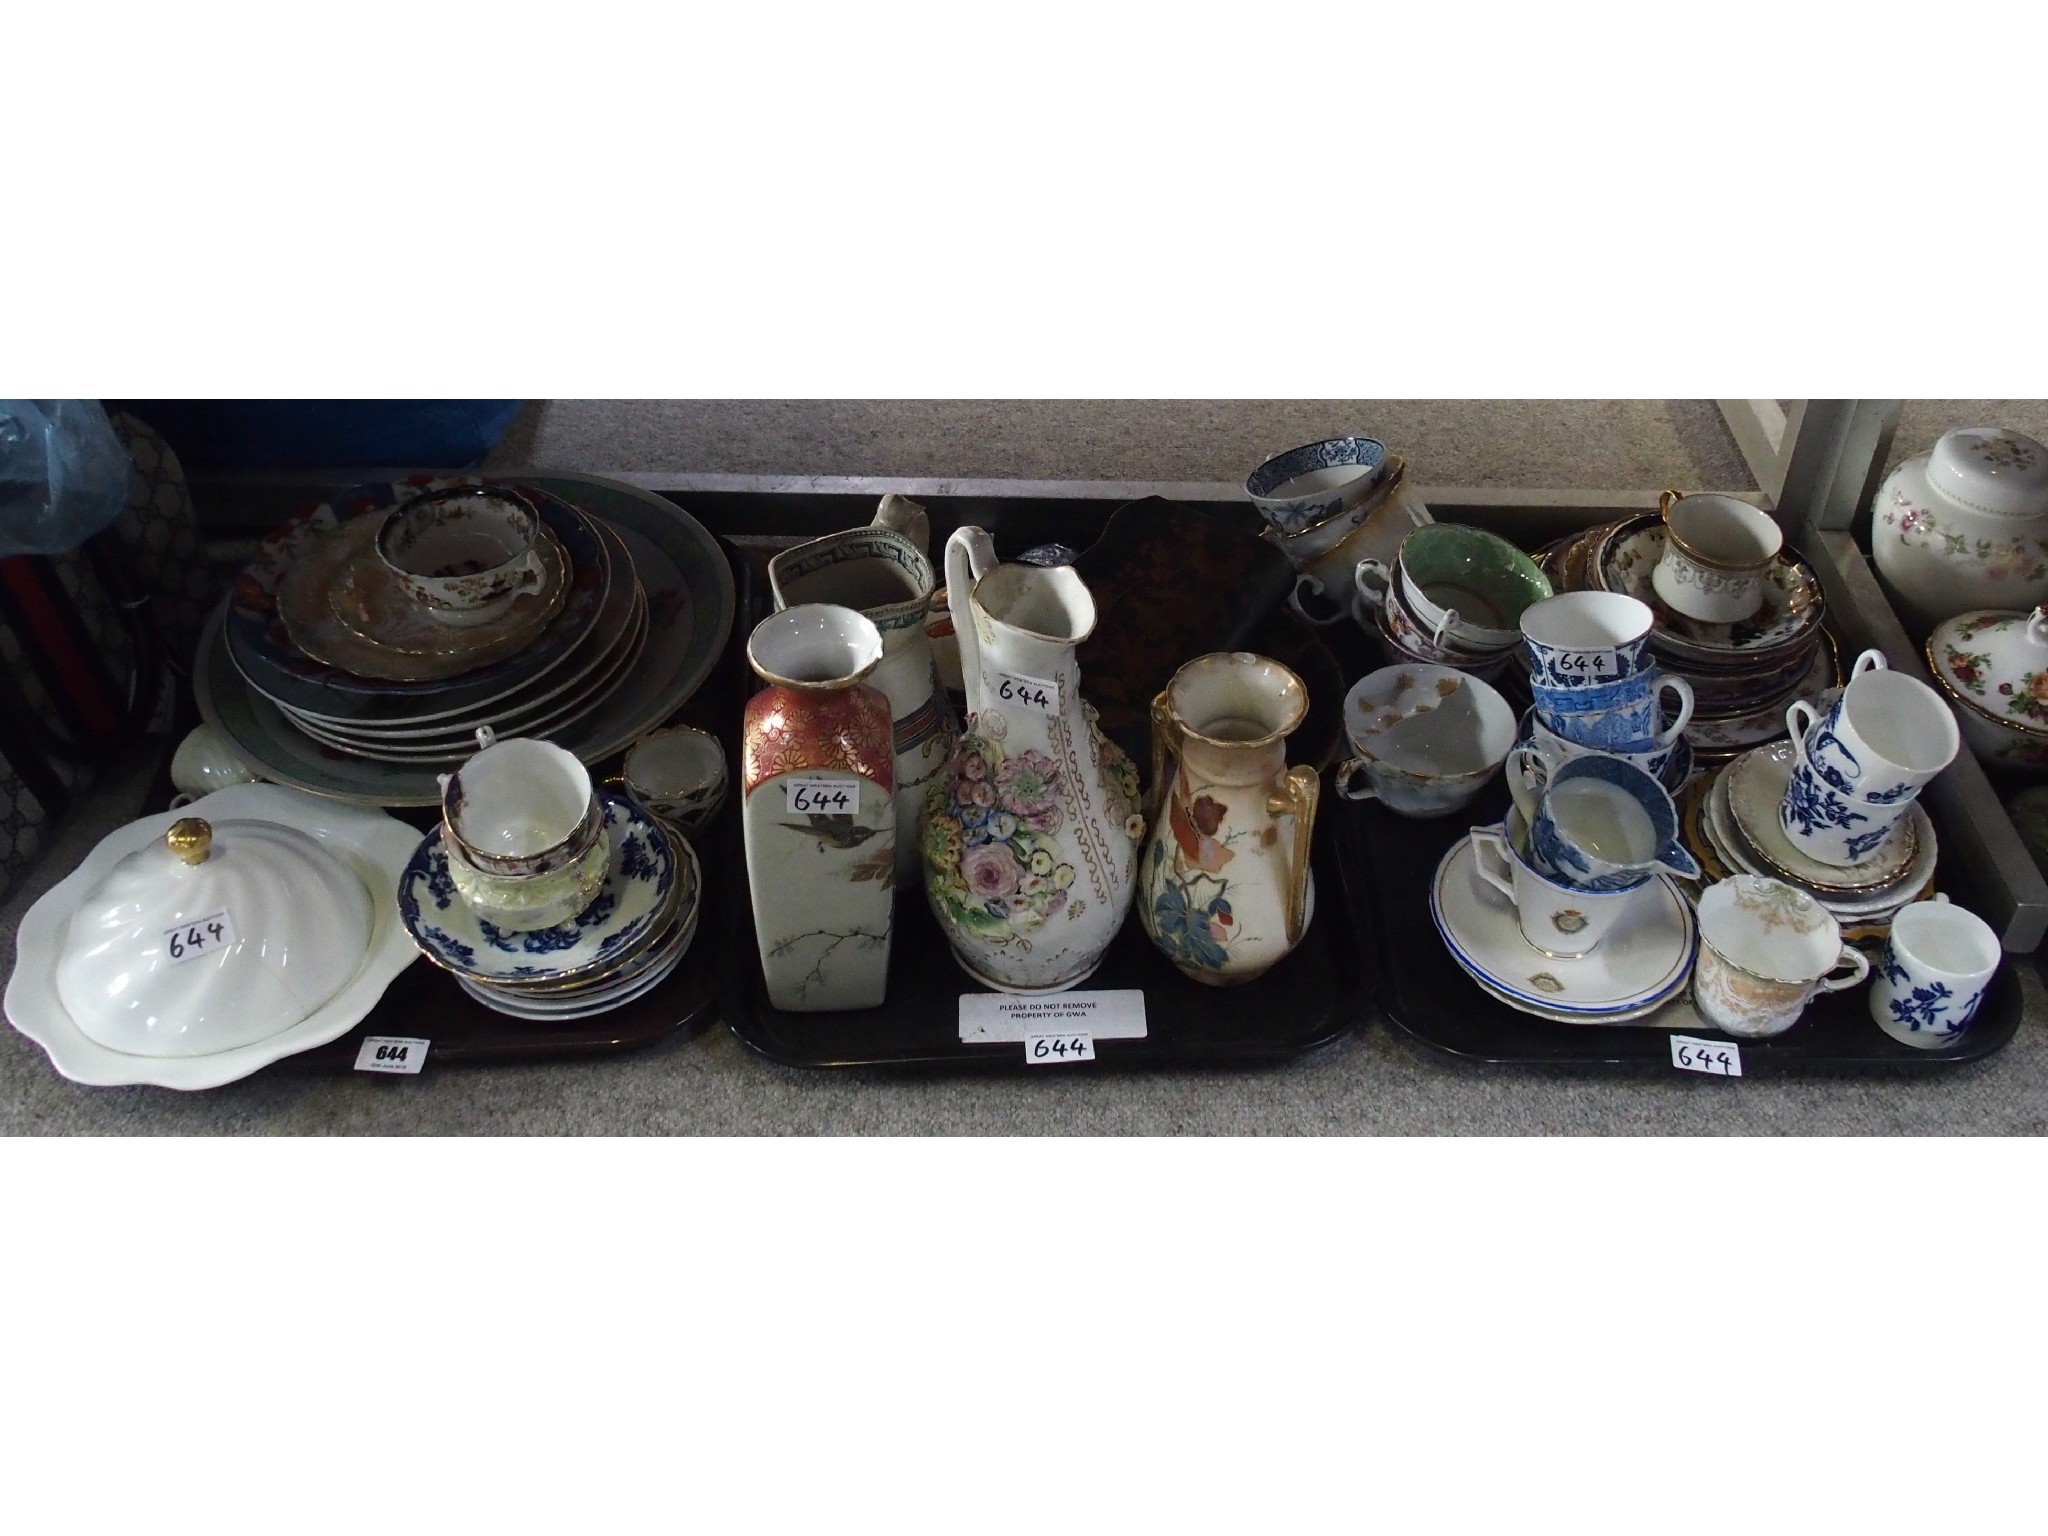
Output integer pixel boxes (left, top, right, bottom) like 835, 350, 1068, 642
1334, 778, 2022, 1071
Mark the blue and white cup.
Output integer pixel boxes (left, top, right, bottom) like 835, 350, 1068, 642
1779, 650, 1959, 868
1505, 749, 1701, 893
1870, 896, 2001, 1050
1520, 592, 1692, 753
1245, 436, 1389, 539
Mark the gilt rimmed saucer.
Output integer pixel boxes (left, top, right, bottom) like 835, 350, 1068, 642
1721, 741, 1926, 894
321, 520, 570, 666
1430, 838, 1698, 1016
1593, 516, 1826, 668
398, 798, 679, 984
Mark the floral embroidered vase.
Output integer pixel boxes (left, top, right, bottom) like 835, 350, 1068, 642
1872, 428, 2048, 633
1137, 652, 1318, 985
741, 604, 897, 1011
923, 527, 1144, 994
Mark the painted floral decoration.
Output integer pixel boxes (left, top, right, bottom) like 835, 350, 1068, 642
924, 729, 1079, 950
1146, 840, 1234, 971
1944, 647, 1992, 696
1995, 670, 2048, 726
1881, 490, 2048, 582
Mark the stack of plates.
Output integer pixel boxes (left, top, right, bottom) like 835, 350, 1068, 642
197, 475, 734, 807
397, 797, 701, 1021
1538, 514, 1838, 765
1687, 740, 1938, 939
1429, 832, 1699, 1024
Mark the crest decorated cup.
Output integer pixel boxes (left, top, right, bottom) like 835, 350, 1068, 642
1466, 818, 1651, 958
1691, 874, 1869, 1038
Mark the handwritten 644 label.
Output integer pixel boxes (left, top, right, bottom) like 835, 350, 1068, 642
785, 776, 861, 815
1025, 1032, 1096, 1064
162, 910, 238, 965
1670, 1035, 1742, 1077
995, 671, 1058, 713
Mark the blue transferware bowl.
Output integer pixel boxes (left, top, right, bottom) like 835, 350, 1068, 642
1245, 436, 1388, 538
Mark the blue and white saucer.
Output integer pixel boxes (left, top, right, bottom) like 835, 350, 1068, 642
399, 796, 678, 984
1430, 836, 1698, 1019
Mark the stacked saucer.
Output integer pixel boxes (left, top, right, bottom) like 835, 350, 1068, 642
1689, 740, 1937, 938
1430, 817, 1699, 1023
398, 797, 701, 1020
196, 475, 734, 807
1539, 514, 1837, 764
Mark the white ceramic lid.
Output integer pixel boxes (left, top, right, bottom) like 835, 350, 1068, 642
55, 815, 373, 1057
1925, 428, 2048, 519
1928, 607, 2048, 740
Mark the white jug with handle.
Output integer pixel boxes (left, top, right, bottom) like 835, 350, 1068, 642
922, 526, 1146, 994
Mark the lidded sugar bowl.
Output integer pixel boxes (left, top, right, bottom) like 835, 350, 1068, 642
1872, 427, 2048, 631
55, 814, 375, 1058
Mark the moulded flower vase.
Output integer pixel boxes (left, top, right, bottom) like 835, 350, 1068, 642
741, 605, 898, 1011
767, 495, 956, 884
923, 527, 1145, 995
1137, 652, 1319, 986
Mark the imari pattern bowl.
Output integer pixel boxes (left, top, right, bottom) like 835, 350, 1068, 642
398, 796, 679, 984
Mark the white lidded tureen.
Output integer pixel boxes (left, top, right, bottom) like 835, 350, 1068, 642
5, 783, 420, 1089
1872, 428, 2048, 631
1925, 606, 2048, 774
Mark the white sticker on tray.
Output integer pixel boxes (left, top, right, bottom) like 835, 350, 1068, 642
1670, 1035, 1742, 1077
785, 776, 860, 815
959, 990, 1147, 1044
994, 671, 1059, 713
162, 910, 237, 965
355, 1036, 430, 1075
1024, 1031, 1096, 1064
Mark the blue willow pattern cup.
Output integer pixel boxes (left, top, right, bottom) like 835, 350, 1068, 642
1869, 896, 2001, 1049
1506, 749, 1700, 893
1519, 592, 1692, 752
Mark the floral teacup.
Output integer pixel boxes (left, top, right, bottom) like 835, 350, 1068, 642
1870, 896, 2001, 1049
1692, 875, 1868, 1038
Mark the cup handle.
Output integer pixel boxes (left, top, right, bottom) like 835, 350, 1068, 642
1654, 676, 1696, 748
1287, 574, 1350, 628
2030, 607, 2048, 647
1431, 606, 1459, 650
1784, 699, 1818, 768
1333, 758, 1380, 803
1659, 488, 1683, 524
509, 548, 547, 596
1851, 648, 1888, 680
1148, 691, 1177, 815
1265, 766, 1320, 947
1353, 558, 1392, 614
1504, 741, 1554, 826
1468, 826, 1518, 902
1815, 945, 1872, 994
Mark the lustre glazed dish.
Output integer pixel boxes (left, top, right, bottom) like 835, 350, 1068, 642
3, 783, 419, 1090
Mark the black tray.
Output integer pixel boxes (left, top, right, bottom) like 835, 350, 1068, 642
1335, 779, 2023, 1072
716, 525, 1368, 1071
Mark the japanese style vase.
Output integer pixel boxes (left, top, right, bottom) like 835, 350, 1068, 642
1137, 652, 1319, 985
741, 604, 897, 1012
767, 494, 955, 883
923, 527, 1145, 994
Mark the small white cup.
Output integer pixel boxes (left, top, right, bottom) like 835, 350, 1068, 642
1870, 896, 2002, 1049
441, 730, 602, 878
1652, 490, 1784, 623
1467, 820, 1653, 958
1692, 874, 1869, 1038
621, 726, 729, 831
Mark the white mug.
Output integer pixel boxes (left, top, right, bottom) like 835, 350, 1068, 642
1691, 874, 1869, 1038
1870, 896, 2001, 1049
1467, 821, 1652, 958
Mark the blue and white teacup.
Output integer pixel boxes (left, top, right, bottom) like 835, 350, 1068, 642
1245, 436, 1389, 539
1779, 649, 1959, 867
1521, 591, 1694, 752
1505, 749, 1700, 893
1870, 896, 2001, 1050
